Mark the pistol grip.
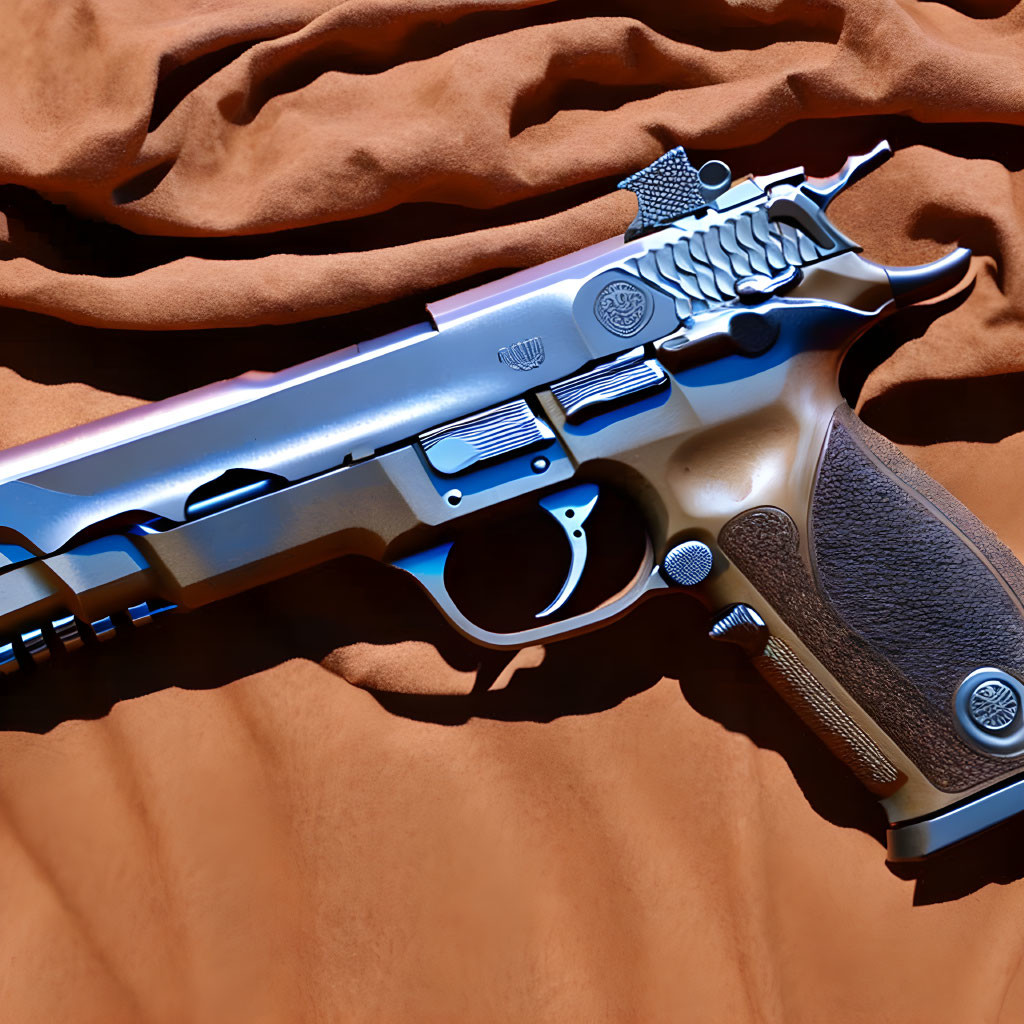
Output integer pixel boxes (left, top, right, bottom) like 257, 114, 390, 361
714, 403, 1024, 859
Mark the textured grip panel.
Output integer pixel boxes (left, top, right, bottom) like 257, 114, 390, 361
720, 402, 1024, 793
753, 636, 902, 793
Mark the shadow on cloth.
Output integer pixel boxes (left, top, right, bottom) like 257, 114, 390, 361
2, 550, 1021, 904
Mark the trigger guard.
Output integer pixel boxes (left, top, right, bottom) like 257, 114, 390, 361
391, 538, 665, 650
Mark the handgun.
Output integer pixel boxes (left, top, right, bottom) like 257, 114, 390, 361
0, 140, 1015, 862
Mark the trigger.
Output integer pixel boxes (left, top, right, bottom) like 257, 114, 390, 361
535, 484, 600, 619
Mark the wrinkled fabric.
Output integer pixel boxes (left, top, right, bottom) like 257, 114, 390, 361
2, 0, 1024, 1021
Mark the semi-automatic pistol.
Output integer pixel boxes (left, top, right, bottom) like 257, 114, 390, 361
0, 140, 1016, 862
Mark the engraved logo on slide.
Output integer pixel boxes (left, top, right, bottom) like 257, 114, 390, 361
594, 280, 653, 337
498, 337, 545, 371
969, 680, 1020, 731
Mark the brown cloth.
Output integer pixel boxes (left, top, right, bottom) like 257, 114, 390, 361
2, 0, 1024, 1020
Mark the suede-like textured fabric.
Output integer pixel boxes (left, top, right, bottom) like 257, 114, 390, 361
2, 1, 1024, 1020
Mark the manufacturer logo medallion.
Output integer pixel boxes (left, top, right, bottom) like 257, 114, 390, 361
969, 680, 1020, 731
594, 279, 654, 338
498, 337, 545, 371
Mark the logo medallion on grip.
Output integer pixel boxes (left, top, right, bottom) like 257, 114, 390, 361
954, 668, 1024, 756
594, 280, 654, 338
498, 337, 545, 371
969, 680, 1020, 731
